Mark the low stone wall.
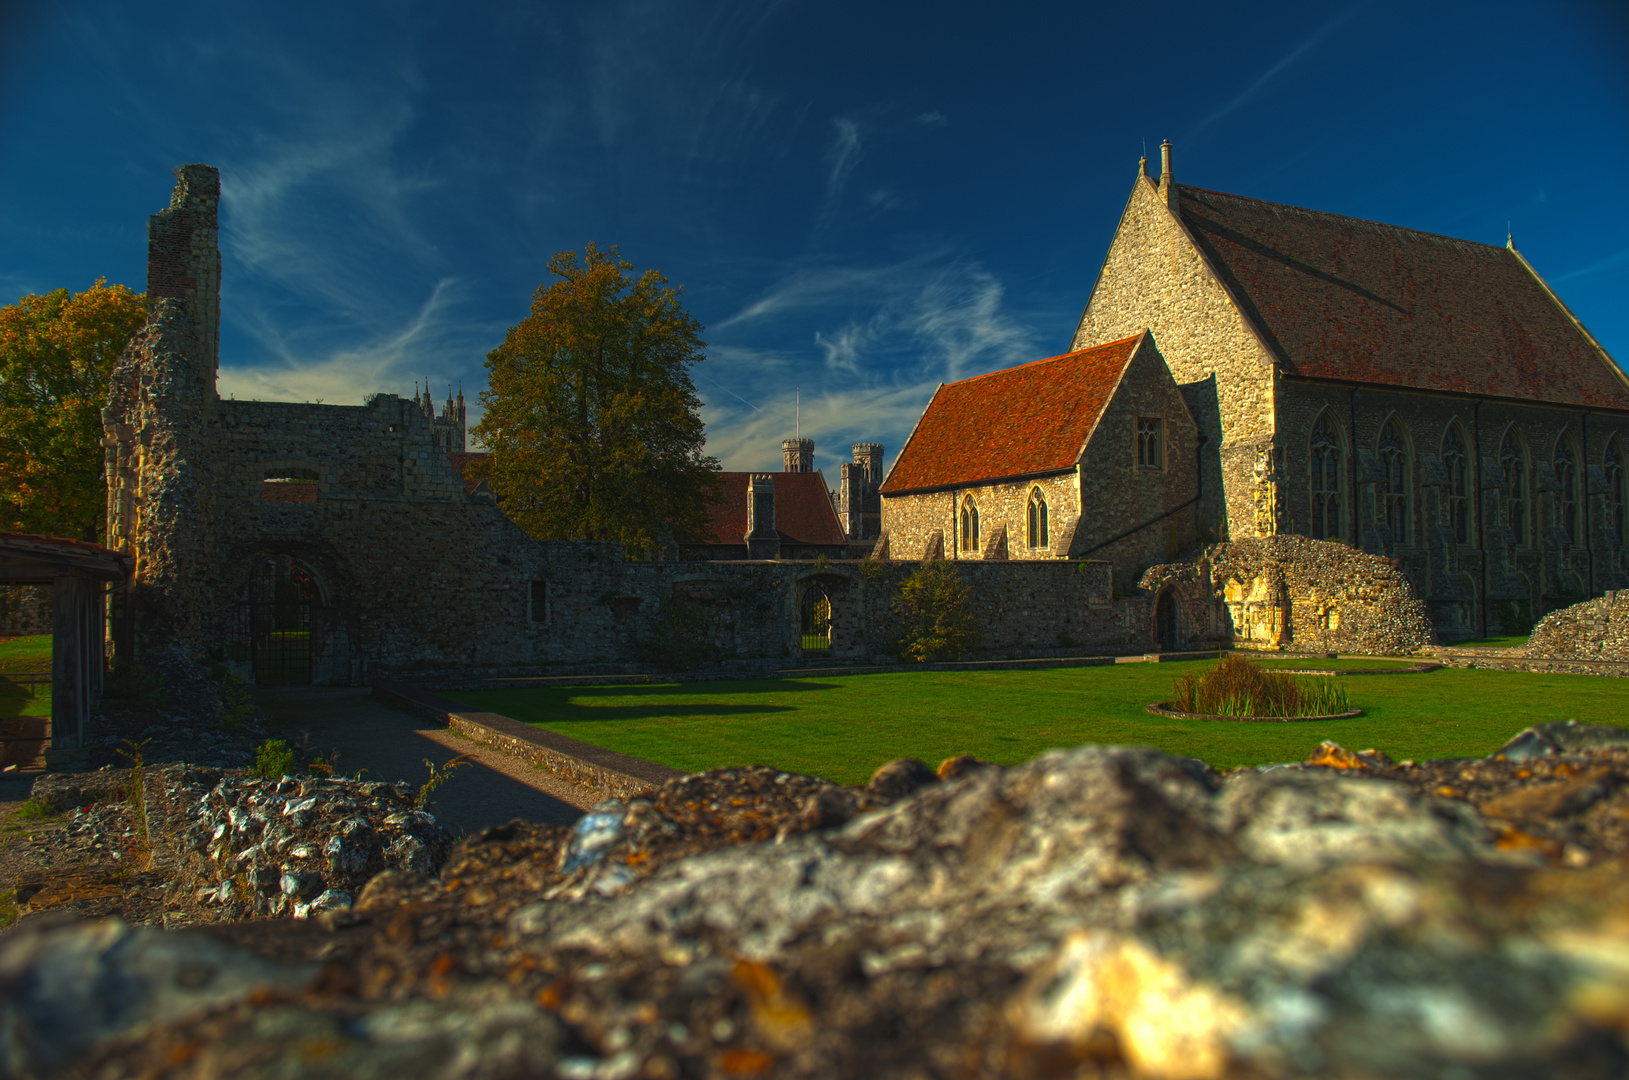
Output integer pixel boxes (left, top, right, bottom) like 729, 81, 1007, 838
372, 681, 685, 799
0, 585, 51, 637
1142, 536, 1438, 655
1526, 591, 1629, 661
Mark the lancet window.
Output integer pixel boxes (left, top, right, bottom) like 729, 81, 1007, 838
1309, 413, 1343, 541
1501, 432, 1528, 544
1555, 438, 1579, 543
1378, 420, 1410, 544
1442, 427, 1470, 544
1027, 488, 1049, 549
959, 496, 980, 554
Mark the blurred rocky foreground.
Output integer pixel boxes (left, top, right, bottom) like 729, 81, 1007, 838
8, 723, 1629, 1079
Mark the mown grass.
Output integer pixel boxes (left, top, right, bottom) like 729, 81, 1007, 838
1451, 636, 1531, 649
447, 659, 1629, 785
0, 635, 51, 673
0, 635, 51, 721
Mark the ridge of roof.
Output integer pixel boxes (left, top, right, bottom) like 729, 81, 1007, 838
1177, 184, 1508, 253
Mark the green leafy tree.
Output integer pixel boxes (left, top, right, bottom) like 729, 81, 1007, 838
474, 244, 720, 550
0, 279, 147, 540
892, 560, 981, 662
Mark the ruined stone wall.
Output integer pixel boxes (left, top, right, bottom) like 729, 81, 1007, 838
1070, 173, 1277, 542
0, 586, 51, 637
1277, 380, 1629, 639
1526, 591, 1629, 660
1141, 535, 1437, 655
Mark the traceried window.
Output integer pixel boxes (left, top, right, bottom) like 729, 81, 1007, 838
959, 496, 980, 554
1555, 438, 1579, 543
1442, 427, 1470, 544
1309, 413, 1343, 540
1501, 431, 1528, 544
1136, 417, 1164, 469
1607, 439, 1626, 542
1378, 420, 1410, 544
1027, 488, 1049, 548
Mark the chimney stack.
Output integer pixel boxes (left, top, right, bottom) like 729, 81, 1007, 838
782, 438, 814, 473
1157, 140, 1178, 212
745, 474, 779, 559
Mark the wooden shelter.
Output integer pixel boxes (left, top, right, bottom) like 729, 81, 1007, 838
0, 532, 133, 764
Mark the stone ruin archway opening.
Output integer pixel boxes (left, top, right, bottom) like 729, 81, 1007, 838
230, 556, 318, 684
800, 584, 832, 654
1156, 590, 1180, 651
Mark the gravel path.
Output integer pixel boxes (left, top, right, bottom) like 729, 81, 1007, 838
254, 687, 595, 833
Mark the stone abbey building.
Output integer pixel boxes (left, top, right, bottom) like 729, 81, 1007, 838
881, 143, 1629, 640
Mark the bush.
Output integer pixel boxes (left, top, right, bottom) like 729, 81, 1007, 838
639, 593, 716, 671
105, 664, 166, 707
252, 739, 296, 780
892, 561, 980, 662
1170, 655, 1349, 718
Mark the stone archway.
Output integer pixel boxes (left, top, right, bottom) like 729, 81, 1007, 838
1156, 590, 1179, 652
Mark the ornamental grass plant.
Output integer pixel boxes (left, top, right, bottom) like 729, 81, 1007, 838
1170, 654, 1350, 718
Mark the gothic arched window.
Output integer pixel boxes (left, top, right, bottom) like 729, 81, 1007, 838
1607, 439, 1626, 543
1501, 431, 1528, 544
1378, 419, 1410, 544
959, 496, 980, 554
1442, 426, 1470, 544
1555, 437, 1580, 543
1309, 413, 1343, 540
1027, 488, 1049, 549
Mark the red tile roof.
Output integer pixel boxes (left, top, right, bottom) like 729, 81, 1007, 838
880, 334, 1144, 493
701, 471, 848, 546
446, 452, 490, 495
1176, 186, 1629, 410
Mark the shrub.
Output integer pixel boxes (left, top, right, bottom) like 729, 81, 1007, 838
105, 664, 165, 707
639, 593, 715, 671
1170, 655, 1349, 718
892, 561, 980, 662
252, 739, 296, 780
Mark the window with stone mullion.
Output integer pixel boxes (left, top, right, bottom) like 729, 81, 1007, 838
1442, 428, 1469, 544
1555, 440, 1579, 543
1378, 421, 1409, 544
1309, 414, 1342, 541
1606, 441, 1626, 542
1501, 433, 1527, 545
1026, 488, 1048, 549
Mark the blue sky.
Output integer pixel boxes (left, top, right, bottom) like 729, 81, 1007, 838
3, 0, 1626, 474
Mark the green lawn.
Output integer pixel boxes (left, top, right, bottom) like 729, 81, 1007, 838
1450, 636, 1530, 649
446, 659, 1629, 784
1249, 657, 1421, 670
0, 635, 51, 721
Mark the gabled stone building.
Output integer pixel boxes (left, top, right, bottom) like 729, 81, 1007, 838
878, 331, 1199, 584
1068, 142, 1629, 638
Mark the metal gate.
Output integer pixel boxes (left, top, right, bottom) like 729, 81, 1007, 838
230, 559, 316, 684
800, 586, 832, 653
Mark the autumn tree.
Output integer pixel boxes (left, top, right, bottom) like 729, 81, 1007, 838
0, 280, 147, 541
474, 244, 720, 550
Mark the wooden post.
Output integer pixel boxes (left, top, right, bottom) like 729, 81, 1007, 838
50, 573, 84, 755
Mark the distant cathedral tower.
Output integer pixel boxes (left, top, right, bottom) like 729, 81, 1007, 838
416, 378, 467, 452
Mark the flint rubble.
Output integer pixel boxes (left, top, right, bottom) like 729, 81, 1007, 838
6, 723, 1629, 1078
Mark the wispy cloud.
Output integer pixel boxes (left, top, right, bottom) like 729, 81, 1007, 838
1554, 245, 1629, 283
1188, 6, 1363, 137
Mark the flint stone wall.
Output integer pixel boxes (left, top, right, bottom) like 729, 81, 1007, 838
1142, 535, 1438, 654
0, 585, 51, 637
1526, 591, 1629, 660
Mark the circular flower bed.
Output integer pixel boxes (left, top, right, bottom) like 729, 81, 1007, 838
1145, 702, 1364, 723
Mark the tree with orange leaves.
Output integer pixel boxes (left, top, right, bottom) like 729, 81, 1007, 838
474, 245, 719, 551
0, 279, 147, 541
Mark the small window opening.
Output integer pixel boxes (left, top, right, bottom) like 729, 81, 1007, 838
262, 467, 319, 504
1136, 417, 1164, 469
959, 497, 979, 553
530, 580, 548, 623
1027, 488, 1049, 548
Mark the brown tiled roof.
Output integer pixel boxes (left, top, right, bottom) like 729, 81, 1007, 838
701, 471, 848, 546
1176, 185, 1629, 410
446, 452, 490, 495
880, 334, 1144, 493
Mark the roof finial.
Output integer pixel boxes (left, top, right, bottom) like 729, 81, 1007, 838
1507, 221, 1514, 249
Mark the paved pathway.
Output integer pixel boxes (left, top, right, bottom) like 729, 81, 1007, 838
255, 687, 595, 834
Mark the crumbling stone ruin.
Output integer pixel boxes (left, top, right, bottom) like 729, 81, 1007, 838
1142, 535, 1438, 655
1526, 589, 1629, 661
11, 722, 1629, 1078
